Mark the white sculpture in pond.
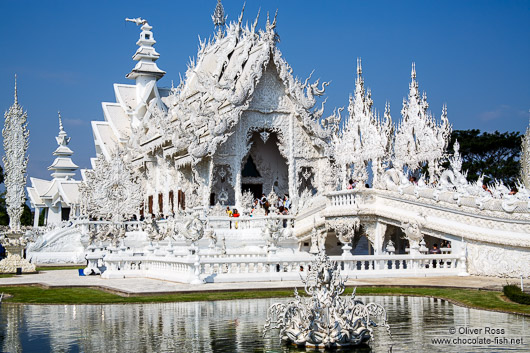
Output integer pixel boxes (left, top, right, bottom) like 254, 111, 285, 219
264, 251, 390, 348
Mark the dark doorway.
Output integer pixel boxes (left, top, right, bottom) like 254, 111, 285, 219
178, 190, 185, 210
242, 156, 261, 177
61, 207, 70, 221
242, 184, 262, 200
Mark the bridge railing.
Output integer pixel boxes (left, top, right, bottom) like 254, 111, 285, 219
100, 250, 465, 283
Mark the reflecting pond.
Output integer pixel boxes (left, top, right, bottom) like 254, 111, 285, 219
0, 296, 528, 352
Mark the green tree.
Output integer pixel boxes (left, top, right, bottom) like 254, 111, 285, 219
447, 130, 522, 186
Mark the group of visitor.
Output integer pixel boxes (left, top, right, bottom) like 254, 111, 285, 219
250, 193, 291, 216
225, 207, 240, 229
346, 179, 370, 190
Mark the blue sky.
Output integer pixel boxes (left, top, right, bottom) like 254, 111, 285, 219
0, 0, 529, 180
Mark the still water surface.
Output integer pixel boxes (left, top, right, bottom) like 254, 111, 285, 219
0, 296, 528, 352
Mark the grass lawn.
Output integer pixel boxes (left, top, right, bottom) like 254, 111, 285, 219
0, 285, 528, 316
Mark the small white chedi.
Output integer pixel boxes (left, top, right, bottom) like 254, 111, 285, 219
20, 1, 530, 280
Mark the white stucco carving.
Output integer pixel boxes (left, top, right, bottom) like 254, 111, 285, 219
2, 77, 29, 232
521, 124, 530, 189
467, 241, 530, 278
80, 150, 143, 223
394, 63, 451, 181
22, 3, 530, 279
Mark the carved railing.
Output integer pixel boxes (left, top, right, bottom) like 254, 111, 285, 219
100, 251, 464, 283
326, 188, 530, 217
207, 215, 295, 230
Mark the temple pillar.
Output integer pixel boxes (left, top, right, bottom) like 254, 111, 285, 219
288, 114, 296, 206
204, 158, 214, 207
234, 168, 242, 208
33, 207, 40, 228
364, 220, 387, 255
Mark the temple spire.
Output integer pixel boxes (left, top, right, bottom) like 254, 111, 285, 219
125, 17, 165, 83
49, 112, 78, 179
212, 0, 227, 29
14, 74, 18, 105
58, 111, 64, 133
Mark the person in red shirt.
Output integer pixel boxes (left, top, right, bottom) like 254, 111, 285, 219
232, 209, 240, 229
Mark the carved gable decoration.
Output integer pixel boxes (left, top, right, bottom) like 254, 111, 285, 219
80, 150, 143, 222
249, 63, 292, 113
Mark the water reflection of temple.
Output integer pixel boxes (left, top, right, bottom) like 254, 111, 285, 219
1, 298, 528, 352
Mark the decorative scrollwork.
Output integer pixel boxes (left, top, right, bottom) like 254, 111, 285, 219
264, 251, 390, 348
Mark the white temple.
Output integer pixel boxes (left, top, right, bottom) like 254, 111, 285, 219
22, 2, 530, 280
27, 113, 81, 227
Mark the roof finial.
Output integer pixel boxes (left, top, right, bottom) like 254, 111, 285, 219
357, 58, 362, 76
212, 0, 226, 28
14, 74, 18, 105
238, 2, 246, 27
272, 9, 278, 29
125, 17, 148, 26
251, 8, 261, 32
411, 62, 416, 80
58, 111, 64, 132
266, 9, 278, 32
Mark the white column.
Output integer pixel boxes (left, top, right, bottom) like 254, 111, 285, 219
33, 207, 40, 228
288, 114, 296, 205
234, 168, 242, 208
374, 222, 387, 255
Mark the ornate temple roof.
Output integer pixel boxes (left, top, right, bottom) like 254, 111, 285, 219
154, 8, 332, 162
94, 5, 333, 164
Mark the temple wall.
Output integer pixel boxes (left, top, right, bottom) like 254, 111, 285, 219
467, 240, 530, 278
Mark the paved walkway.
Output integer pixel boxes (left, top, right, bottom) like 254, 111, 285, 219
1, 270, 528, 295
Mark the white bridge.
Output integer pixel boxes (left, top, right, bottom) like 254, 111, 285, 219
28, 186, 529, 283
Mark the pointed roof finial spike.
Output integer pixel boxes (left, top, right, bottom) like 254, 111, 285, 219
411, 62, 416, 79
14, 74, 18, 104
252, 8, 261, 31
58, 111, 64, 132
238, 2, 246, 26
272, 9, 278, 28
357, 58, 362, 76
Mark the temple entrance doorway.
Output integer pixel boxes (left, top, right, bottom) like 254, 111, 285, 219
242, 131, 288, 199
242, 183, 262, 200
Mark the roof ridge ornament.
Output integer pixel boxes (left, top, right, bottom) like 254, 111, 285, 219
212, 0, 227, 29
251, 8, 260, 33
237, 2, 245, 28
125, 17, 147, 26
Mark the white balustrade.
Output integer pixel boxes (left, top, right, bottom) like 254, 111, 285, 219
101, 249, 462, 282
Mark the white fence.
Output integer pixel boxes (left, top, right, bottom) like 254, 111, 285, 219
99, 250, 465, 283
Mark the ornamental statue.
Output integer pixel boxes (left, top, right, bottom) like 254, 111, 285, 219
0, 76, 35, 273
2, 75, 29, 232
264, 251, 390, 349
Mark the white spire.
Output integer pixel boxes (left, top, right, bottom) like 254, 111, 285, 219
49, 112, 78, 180
125, 18, 165, 82
13, 74, 18, 105
212, 0, 227, 28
